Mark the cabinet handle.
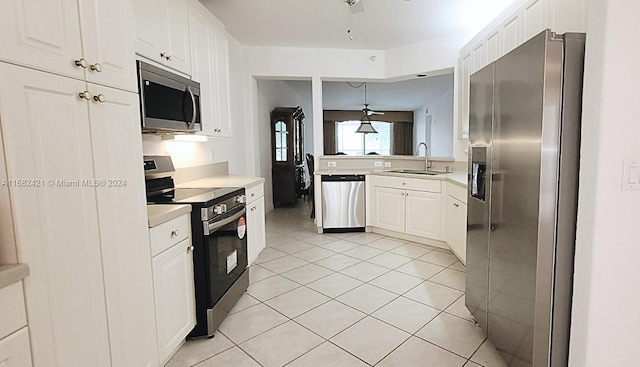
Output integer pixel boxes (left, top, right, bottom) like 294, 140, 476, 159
214, 128, 221, 133
78, 91, 92, 100
160, 52, 167, 59
89, 63, 102, 72
93, 94, 106, 103
187, 245, 194, 253
74, 58, 88, 68
251, 193, 255, 197
166, 55, 172, 61
453, 203, 459, 208
170, 230, 179, 237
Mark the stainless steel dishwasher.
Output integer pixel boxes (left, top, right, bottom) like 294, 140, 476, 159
321, 175, 365, 232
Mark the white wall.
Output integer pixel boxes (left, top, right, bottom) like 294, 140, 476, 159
412, 76, 454, 158
570, 0, 640, 365
142, 36, 249, 174
255, 80, 313, 212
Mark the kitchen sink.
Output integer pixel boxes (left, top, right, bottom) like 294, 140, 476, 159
387, 169, 447, 175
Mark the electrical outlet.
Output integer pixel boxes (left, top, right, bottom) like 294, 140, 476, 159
374, 161, 383, 167
328, 161, 337, 168
384, 162, 391, 168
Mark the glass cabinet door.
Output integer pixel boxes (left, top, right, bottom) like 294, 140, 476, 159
274, 120, 288, 162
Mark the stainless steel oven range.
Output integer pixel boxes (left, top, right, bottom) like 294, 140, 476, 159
144, 155, 248, 338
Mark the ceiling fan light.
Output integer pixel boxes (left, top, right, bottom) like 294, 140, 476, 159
356, 120, 378, 134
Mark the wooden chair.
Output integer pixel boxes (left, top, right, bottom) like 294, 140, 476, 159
306, 153, 315, 218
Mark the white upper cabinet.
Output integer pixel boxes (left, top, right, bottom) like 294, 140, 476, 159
457, 0, 586, 143
134, 0, 192, 75
79, 0, 139, 92
0, 0, 84, 80
189, 3, 233, 137
0, 0, 137, 92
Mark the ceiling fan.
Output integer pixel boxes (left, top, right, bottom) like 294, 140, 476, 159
345, 0, 365, 14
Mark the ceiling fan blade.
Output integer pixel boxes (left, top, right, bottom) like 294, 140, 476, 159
349, 0, 365, 14
369, 111, 385, 115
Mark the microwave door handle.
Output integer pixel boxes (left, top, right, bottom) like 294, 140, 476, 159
186, 86, 197, 130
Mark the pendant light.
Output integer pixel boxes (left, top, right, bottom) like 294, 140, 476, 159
356, 83, 378, 134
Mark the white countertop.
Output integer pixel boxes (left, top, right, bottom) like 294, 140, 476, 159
177, 175, 265, 189
147, 204, 192, 228
0, 264, 29, 289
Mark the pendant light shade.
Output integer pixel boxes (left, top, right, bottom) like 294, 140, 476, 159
356, 83, 378, 134
356, 115, 377, 134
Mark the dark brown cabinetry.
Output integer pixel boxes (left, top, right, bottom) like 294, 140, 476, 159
271, 106, 305, 208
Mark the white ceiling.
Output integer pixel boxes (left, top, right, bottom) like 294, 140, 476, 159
201, 0, 516, 50
281, 74, 454, 111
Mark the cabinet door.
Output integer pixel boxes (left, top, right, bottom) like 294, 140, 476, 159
459, 52, 471, 139
88, 85, 159, 367
190, 9, 217, 136
133, 0, 164, 64
211, 28, 232, 136
152, 238, 196, 365
248, 197, 266, 265
162, 0, 191, 75
446, 195, 467, 263
79, 0, 138, 92
373, 187, 405, 233
0, 0, 84, 80
0, 328, 33, 367
405, 190, 441, 239
0, 64, 111, 367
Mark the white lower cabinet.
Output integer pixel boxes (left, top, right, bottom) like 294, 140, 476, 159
0, 328, 32, 367
445, 183, 468, 264
150, 214, 196, 365
371, 176, 442, 241
247, 184, 266, 265
406, 190, 442, 239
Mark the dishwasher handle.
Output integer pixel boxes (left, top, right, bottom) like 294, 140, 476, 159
321, 174, 365, 182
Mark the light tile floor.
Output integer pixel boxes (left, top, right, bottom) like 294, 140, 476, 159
166, 201, 507, 367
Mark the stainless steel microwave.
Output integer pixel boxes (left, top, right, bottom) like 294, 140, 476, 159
137, 61, 202, 133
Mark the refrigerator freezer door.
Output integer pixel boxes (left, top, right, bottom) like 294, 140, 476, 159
489, 30, 563, 366
466, 64, 495, 333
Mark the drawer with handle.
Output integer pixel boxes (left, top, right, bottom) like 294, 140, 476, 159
150, 213, 190, 257
245, 183, 264, 203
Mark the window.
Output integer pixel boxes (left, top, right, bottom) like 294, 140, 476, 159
336, 121, 392, 156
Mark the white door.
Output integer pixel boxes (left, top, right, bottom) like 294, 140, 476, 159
88, 85, 159, 367
0, 0, 84, 80
162, 0, 191, 74
373, 187, 405, 233
405, 190, 442, 239
0, 64, 111, 367
152, 238, 196, 365
133, 0, 164, 64
79, 0, 138, 92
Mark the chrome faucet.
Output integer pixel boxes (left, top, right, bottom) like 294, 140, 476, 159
415, 142, 431, 169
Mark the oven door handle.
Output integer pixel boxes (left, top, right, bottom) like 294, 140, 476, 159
204, 208, 246, 235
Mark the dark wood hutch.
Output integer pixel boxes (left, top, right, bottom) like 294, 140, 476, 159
271, 106, 305, 207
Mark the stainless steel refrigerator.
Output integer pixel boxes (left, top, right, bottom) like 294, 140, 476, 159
465, 30, 585, 366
